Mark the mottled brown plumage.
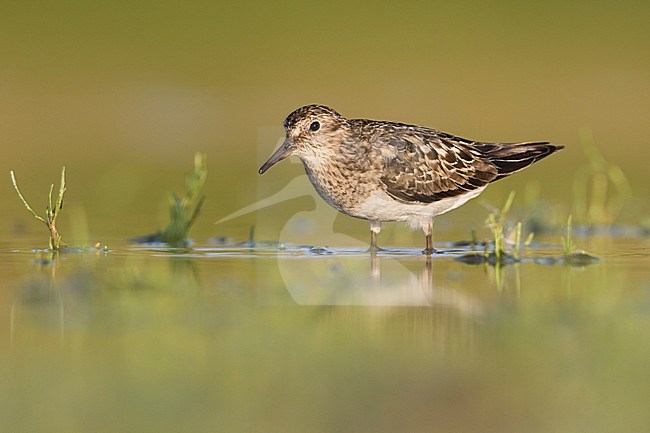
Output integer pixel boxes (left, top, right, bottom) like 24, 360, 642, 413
259, 104, 563, 254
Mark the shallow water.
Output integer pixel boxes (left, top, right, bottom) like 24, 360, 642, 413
1, 235, 649, 433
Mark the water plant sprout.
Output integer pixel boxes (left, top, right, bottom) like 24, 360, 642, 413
561, 214, 600, 266
484, 191, 533, 266
160, 152, 208, 247
10, 167, 67, 251
458, 192, 533, 266
486, 191, 515, 265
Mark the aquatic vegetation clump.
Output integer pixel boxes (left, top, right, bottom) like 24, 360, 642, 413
561, 215, 601, 266
162, 152, 207, 246
134, 152, 207, 247
457, 192, 533, 267
10, 167, 67, 251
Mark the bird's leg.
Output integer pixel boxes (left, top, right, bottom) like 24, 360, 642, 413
422, 219, 435, 255
368, 220, 382, 253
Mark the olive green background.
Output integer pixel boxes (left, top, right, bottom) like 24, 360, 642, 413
1, 0, 648, 242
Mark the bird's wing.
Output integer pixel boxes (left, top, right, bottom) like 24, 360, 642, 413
370, 125, 499, 204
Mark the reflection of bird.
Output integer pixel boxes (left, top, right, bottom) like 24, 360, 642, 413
259, 104, 563, 254
279, 253, 482, 314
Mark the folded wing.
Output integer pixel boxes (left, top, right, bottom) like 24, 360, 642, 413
374, 126, 561, 204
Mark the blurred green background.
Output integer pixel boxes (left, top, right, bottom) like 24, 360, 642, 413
1, 0, 648, 244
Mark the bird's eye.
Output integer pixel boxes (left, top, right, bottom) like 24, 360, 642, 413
309, 121, 320, 132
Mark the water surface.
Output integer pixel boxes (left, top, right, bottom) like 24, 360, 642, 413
1, 236, 648, 432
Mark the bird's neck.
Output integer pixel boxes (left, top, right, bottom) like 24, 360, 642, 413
298, 140, 377, 211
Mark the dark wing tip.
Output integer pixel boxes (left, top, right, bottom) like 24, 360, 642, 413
486, 141, 563, 180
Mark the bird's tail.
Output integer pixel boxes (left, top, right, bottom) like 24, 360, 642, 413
474, 141, 564, 181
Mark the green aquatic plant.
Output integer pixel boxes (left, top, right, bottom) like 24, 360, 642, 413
135, 152, 207, 247
458, 192, 533, 266
561, 214, 576, 257
513, 222, 535, 261
573, 129, 631, 226
162, 152, 208, 247
485, 191, 532, 266
486, 191, 515, 265
10, 167, 67, 250
561, 214, 601, 266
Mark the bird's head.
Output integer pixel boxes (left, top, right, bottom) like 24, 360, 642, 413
259, 104, 348, 174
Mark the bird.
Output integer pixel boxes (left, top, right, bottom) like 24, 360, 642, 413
259, 104, 563, 255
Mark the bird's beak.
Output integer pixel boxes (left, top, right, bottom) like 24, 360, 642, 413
259, 138, 294, 174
